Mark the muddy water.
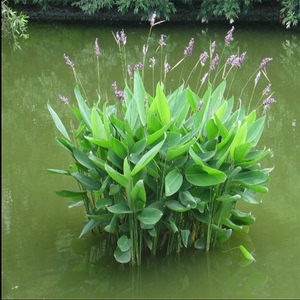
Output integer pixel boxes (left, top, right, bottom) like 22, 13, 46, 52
2, 22, 300, 299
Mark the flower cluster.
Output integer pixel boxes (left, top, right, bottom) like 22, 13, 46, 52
225, 26, 235, 45
94, 38, 100, 57
64, 54, 74, 68
116, 30, 127, 46
112, 82, 124, 100
184, 38, 194, 57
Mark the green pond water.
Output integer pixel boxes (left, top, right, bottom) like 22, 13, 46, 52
2, 21, 300, 299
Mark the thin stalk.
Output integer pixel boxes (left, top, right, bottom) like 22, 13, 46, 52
96, 56, 101, 102
206, 187, 214, 252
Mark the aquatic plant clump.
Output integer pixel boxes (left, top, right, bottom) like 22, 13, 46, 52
48, 19, 275, 266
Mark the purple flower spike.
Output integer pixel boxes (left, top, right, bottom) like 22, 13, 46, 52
59, 94, 69, 105
116, 29, 127, 46
149, 57, 156, 68
254, 71, 261, 86
112, 82, 124, 101
150, 12, 156, 26
164, 61, 171, 75
210, 54, 219, 71
127, 65, 133, 79
94, 38, 100, 56
225, 26, 235, 45
262, 84, 272, 96
64, 54, 74, 68
263, 97, 276, 110
134, 62, 143, 71
159, 34, 167, 47
184, 38, 194, 57
200, 51, 209, 66
210, 41, 216, 56
260, 57, 273, 69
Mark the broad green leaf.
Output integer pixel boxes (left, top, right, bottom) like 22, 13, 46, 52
189, 148, 205, 166
237, 149, 271, 167
117, 235, 131, 252
79, 219, 101, 238
233, 170, 269, 186
108, 149, 123, 170
216, 130, 235, 169
239, 245, 255, 261
230, 122, 248, 160
192, 210, 209, 223
137, 207, 163, 225
161, 132, 182, 153
169, 217, 178, 233
131, 135, 166, 176
194, 237, 206, 250
114, 247, 131, 264
56, 137, 74, 153
55, 190, 86, 197
225, 166, 242, 178
47, 104, 71, 142
165, 200, 191, 212
186, 87, 199, 113
206, 118, 219, 140
216, 194, 241, 202
74, 85, 92, 131
179, 191, 197, 208
169, 89, 189, 126
243, 184, 269, 193
215, 100, 228, 121
146, 122, 172, 146
155, 83, 170, 126
222, 217, 243, 231
165, 170, 183, 197
245, 110, 257, 125
211, 80, 226, 109
47, 169, 70, 175
102, 103, 112, 137
71, 172, 101, 191
95, 198, 112, 209
104, 214, 118, 233
180, 229, 190, 248
130, 180, 146, 211
246, 115, 265, 147
130, 138, 147, 155
73, 148, 96, 169
107, 203, 132, 214
109, 184, 121, 195
166, 138, 196, 161
231, 209, 256, 225
109, 136, 128, 160
186, 165, 227, 187
212, 224, 232, 243
85, 136, 110, 149
105, 164, 129, 187
233, 142, 252, 162
144, 233, 153, 250
237, 190, 260, 204
214, 114, 229, 139
133, 71, 147, 126
91, 107, 107, 139
88, 154, 106, 170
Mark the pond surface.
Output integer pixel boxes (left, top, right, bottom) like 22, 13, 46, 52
2, 21, 300, 299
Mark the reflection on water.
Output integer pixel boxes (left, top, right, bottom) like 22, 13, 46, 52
2, 22, 300, 299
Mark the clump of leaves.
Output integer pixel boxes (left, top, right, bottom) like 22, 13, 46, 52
48, 18, 275, 265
